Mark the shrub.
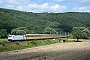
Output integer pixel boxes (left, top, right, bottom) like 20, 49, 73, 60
30, 41, 38, 46
15, 42, 20, 45
1, 43, 6, 47
27, 42, 30, 45
86, 58, 90, 60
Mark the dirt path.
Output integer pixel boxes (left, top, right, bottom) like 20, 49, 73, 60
0, 42, 90, 60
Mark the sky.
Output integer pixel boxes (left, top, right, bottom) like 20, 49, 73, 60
0, 0, 90, 13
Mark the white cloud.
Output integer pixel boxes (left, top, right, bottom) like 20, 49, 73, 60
16, 6, 23, 11
15, 3, 67, 13
0, 0, 2, 3
56, 0, 90, 12
0, 0, 90, 12
57, 0, 90, 2
5, 4, 14, 9
56, 0, 90, 4
55, 0, 64, 2
0, 0, 30, 11
81, 0, 90, 2
73, 6, 90, 12
0, 0, 67, 13
27, 3, 67, 13
1, 0, 29, 5
56, 0, 78, 3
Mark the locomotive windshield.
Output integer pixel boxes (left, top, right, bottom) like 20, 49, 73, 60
8, 36, 12, 37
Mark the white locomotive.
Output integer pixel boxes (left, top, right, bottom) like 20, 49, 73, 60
8, 35, 26, 41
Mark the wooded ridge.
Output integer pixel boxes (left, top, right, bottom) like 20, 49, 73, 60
0, 8, 90, 34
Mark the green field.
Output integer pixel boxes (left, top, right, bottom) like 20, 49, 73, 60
0, 39, 8, 42
0, 38, 90, 52
0, 39, 60, 52
0, 38, 90, 43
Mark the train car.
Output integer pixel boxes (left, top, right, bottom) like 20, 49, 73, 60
26, 34, 57, 40
8, 35, 26, 41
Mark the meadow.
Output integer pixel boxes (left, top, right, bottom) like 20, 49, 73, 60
0, 38, 90, 52
0, 39, 61, 52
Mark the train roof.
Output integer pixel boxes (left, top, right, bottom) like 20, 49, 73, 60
26, 34, 58, 36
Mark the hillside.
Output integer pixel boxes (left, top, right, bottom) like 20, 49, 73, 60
0, 8, 90, 34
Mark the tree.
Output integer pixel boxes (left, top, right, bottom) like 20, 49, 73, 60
44, 27, 58, 34
11, 27, 30, 35
0, 29, 7, 38
81, 28, 90, 39
72, 27, 90, 41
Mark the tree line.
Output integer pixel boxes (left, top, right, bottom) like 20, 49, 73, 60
0, 27, 90, 42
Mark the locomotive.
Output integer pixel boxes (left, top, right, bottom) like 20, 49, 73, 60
8, 34, 67, 41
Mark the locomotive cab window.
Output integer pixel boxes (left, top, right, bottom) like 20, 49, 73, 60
8, 36, 12, 37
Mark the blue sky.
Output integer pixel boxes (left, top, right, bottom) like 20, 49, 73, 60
0, 0, 90, 13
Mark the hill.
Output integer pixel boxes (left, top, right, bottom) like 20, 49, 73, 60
0, 8, 90, 34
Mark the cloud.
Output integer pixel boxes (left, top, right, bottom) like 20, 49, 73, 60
16, 6, 23, 11
0, 0, 30, 11
1, 0, 29, 5
55, 0, 64, 2
56, 0, 90, 12
27, 3, 67, 13
12, 3, 67, 13
0, 0, 2, 3
1, 0, 90, 12
0, 0, 67, 13
73, 6, 90, 12
56, 0, 90, 5
56, 0, 90, 3
56, 0, 80, 3
5, 4, 14, 9
81, 0, 90, 3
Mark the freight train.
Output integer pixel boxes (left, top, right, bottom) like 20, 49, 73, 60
8, 34, 68, 41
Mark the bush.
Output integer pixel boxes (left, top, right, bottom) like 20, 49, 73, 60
86, 58, 90, 60
27, 42, 30, 45
66, 39, 75, 42
15, 42, 20, 45
1, 43, 6, 47
30, 41, 38, 46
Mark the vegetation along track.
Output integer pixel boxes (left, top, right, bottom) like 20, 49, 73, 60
0, 39, 54, 45
0, 40, 30, 45
0, 42, 90, 60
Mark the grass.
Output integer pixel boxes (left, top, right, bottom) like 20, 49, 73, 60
86, 58, 90, 60
0, 38, 8, 42
66, 38, 90, 42
0, 38, 90, 52
0, 39, 60, 52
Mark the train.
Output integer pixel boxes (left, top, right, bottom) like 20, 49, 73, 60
8, 34, 68, 41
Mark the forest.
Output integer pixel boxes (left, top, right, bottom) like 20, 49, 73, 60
0, 8, 90, 36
